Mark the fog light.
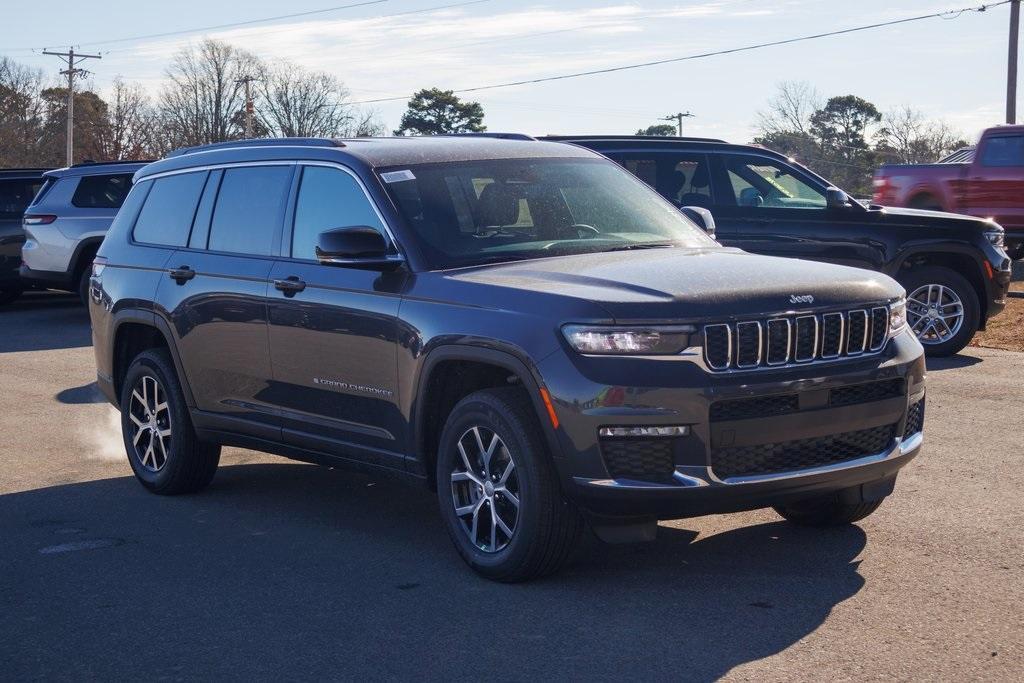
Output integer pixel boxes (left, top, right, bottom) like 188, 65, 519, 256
598, 425, 690, 438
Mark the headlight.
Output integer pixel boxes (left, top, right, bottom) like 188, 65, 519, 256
562, 325, 694, 355
889, 298, 906, 337
984, 227, 1005, 248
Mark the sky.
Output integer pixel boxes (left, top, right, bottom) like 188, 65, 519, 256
0, 0, 1017, 142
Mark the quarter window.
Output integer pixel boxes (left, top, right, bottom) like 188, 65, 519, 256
292, 166, 386, 259
979, 135, 1024, 167
208, 166, 292, 256
71, 173, 133, 209
132, 172, 208, 247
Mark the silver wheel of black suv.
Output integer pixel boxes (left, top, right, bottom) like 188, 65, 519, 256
898, 265, 979, 357
119, 349, 221, 495
437, 387, 584, 582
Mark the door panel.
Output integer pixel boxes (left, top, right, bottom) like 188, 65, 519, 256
266, 261, 406, 465
158, 251, 277, 433
964, 134, 1024, 231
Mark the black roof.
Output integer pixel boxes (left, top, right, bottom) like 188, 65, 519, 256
544, 134, 727, 144
0, 168, 52, 179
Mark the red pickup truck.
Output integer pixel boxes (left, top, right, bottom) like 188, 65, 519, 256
873, 125, 1024, 259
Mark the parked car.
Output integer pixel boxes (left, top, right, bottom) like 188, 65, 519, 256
91, 136, 925, 582
873, 125, 1024, 260
547, 135, 1013, 357
0, 168, 50, 304
20, 160, 150, 303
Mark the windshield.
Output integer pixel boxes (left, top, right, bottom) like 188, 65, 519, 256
378, 157, 716, 269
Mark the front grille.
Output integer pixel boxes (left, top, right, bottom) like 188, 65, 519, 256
905, 398, 925, 436
601, 439, 675, 482
829, 378, 905, 407
710, 393, 799, 422
702, 305, 889, 371
711, 424, 896, 479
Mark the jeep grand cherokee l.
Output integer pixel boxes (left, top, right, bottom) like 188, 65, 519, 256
0, 168, 49, 304
90, 137, 926, 582
547, 135, 1012, 357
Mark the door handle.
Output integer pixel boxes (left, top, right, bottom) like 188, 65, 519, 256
274, 276, 306, 296
168, 266, 195, 284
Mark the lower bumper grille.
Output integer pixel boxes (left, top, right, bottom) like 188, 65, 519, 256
711, 423, 896, 480
601, 439, 675, 482
905, 398, 925, 436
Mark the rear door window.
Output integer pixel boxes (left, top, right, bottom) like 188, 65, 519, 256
132, 171, 208, 247
71, 173, 133, 208
207, 165, 292, 256
979, 135, 1024, 167
0, 179, 44, 219
606, 152, 713, 208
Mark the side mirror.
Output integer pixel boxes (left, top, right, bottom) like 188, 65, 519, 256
825, 187, 851, 209
680, 206, 717, 240
315, 227, 402, 269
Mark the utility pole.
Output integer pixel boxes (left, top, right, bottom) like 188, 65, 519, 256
42, 47, 101, 166
236, 75, 258, 138
1009, 0, 1020, 124
662, 111, 695, 137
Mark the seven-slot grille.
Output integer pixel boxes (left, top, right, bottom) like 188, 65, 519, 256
703, 306, 889, 371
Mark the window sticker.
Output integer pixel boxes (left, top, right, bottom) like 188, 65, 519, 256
381, 169, 416, 183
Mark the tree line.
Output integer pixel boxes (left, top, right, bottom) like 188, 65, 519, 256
2, 44, 970, 193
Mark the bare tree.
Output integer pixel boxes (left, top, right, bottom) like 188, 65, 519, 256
159, 39, 249, 147
102, 78, 160, 160
254, 58, 384, 138
876, 105, 970, 164
0, 57, 48, 166
756, 81, 822, 138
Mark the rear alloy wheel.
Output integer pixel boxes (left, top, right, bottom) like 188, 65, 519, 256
120, 349, 220, 494
437, 387, 584, 582
898, 266, 979, 357
77, 268, 91, 306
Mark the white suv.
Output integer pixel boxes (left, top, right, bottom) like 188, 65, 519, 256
21, 160, 149, 303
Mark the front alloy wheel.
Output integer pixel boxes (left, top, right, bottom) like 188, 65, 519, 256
127, 375, 172, 472
450, 426, 520, 553
906, 283, 964, 345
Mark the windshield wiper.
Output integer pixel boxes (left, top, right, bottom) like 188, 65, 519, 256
604, 242, 676, 252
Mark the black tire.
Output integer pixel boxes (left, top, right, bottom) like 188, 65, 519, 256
0, 287, 22, 305
908, 194, 943, 211
119, 349, 220, 495
77, 268, 91, 306
436, 387, 584, 582
898, 265, 980, 357
774, 493, 885, 527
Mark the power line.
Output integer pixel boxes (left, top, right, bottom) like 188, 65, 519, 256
42, 48, 101, 166
346, 1, 1010, 105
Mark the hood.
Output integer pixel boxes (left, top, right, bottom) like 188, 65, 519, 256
873, 204, 995, 230
449, 247, 902, 321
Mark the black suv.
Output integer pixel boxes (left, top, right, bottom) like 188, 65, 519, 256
91, 137, 926, 581
0, 168, 50, 304
546, 135, 1013, 356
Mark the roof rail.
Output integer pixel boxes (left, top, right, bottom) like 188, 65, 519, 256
71, 159, 155, 168
544, 134, 727, 143
166, 137, 345, 158
440, 132, 537, 141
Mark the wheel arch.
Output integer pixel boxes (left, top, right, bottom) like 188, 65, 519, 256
69, 236, 105, 285
888, 245, 989, 329
412, 345, 562, 489
111, 310, 196, 407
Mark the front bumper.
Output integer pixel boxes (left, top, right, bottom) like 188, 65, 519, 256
539, 330, 926, 521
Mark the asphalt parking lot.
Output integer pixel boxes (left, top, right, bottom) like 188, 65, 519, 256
1, 291, 1021, 681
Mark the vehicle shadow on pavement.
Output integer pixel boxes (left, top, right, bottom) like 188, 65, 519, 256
0, 463, 866, 680
927, 354, 983, 371
55, 381, 106, 404
0, 292, 90, 353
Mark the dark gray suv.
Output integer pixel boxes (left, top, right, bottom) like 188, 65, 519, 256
90, 137, 926, 581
